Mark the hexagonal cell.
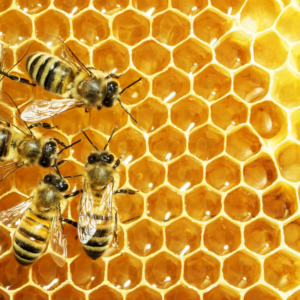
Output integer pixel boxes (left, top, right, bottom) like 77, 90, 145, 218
35, 10, 70, 43
115, 192, 144, 224
166, 217, 201, 256
31, 254, 67, 291
0, 226, 11, 256
132, 0, 167, 16
52, 284, 85, 300
112, 10, 150, 46
290, 43, 300, 73
94, 0, 129, 15
264, 250, 300, 292
152, 11, 190, 46
206, 156, 241, 192
153, 67, 190, 104
147, 186, 182, 222
93, 40, 129, 74
271, 67, 300, 109
0, 0, 12, 13
129, 157, 165, 193
0, 253, 29, 289
204, 217, 241, 256
127, 219, 163, 256
276, 6, 300, 43
215, 31, 252, 69
118, 69, 149, 106
14, 285, 48, 300
244, 285, 281, 300
244, 154, 278, 190
245, 218, 281, 255
250, 101, 288, 144
64, 224, 82, 258
254, 31, 288, 70
107, 253, 143, 290
90, 285, 123, 300
189, 124, 224, 161
285, 217, 300, 253
72, 10, 110, 46
203, 285, 240, 300
171, 96, 209, 132
186, 186, 222, 221
194, 9, 233, 44
0, 290, 9, 300
91, 104, 128, 136
224, 187, 260, 222
276, 142, 300, 182
54, 0, 89, 15
223, 251, 261, 288
145, 252, 181, 289
263, 182, 298, 221
165, 285, 200, 300
172, 0, 207, 16
234, 65, 270, 103
211, 0, 245, 15
288, 290, 300, 300
240, 0, 281, 33
126, 286, 162, 300
168, 155, 203, 191
70, 253, 105, 290
211, 95, 248, 131
132, 40, 170, 75
0, 10, 32, 45
109, 127, 146, 164
194, 64, 231, 102
184, 251, 220, 290
151, 128, 185, 164
173, 38, 212, 74
226, 126, 262, 161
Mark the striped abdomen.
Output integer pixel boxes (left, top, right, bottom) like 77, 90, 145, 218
0, 128, 11, 159
26, 53, 74, 95
13, 209, 51, 265
82, 215, 113, 260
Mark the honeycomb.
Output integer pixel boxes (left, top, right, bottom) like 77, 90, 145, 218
0, 0, 300, 299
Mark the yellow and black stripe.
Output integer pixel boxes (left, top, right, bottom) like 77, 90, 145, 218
0, 129, 11, 158
26, 53, 73, 95
13, 210, 51, 265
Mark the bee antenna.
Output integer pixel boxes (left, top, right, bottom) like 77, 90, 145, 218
58, 139, 81, 155
53, 163, 62, 180
104, 126, 117, 150
118, 99, 137, 123
120, 77, 142, 95
64, 174, 82, 179
80, 129, 99, 151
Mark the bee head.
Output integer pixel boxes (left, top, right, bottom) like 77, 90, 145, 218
39, 141, 57, 168
102, 81, 119, 108
87, 151, 114, 165
44, 173, 69, 192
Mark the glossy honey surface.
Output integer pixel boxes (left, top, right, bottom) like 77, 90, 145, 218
0, 0, 299, 299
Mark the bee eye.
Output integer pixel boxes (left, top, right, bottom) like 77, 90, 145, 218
101, 154, 114, 163
40, 157, 51, 167
102, 97, 114, 107
58, 181, 69, 192
88, 155, 96, 164
44, 174, 51, 183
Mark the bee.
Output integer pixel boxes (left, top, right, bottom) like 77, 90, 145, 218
11, 37, 142, 123
64, 127, 139, 259
0, 92, 80, 182
0, 168, 81, 266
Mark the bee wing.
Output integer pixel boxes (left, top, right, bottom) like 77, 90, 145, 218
50, 204, 67, 267
0, 92, 33, 137
21, 99, 85, 122
0, 161, 24, 183
0, 197, 32, 228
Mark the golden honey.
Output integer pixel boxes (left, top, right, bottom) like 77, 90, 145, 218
0, 0, 300, 299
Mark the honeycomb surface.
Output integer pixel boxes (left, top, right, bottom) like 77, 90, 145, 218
0, 0, 300, 299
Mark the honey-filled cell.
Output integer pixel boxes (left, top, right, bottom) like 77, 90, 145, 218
0, 0, 12, 13
244, 285, 281, 300
126, 286, 162, 300
0, 227, 10, 256
203, 285, 239, 300
94, 0, 129, 15
15, 0, 50, 14
172, 0, 207, 16
0, 289, 9, 300
53, 0, 89, 15
211, 0, 245, 15
165, 285, 200, 300
52, 284, 85, 300
284, 217, 300, 253
89, 285, 123, 300
14, 285, 48, 300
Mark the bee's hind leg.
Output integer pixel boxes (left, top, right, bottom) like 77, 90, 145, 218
28, 122, 56, 129
113, 207, 120, 252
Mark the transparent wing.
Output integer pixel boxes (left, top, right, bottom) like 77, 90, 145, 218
21, 99, 84, 122
0, 92, 33, 136
50, 204, 67, 267
0, 161, 24, 183
0, 198, 32, 228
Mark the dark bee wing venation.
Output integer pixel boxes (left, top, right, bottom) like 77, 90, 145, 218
21, 99, 85, 122
42, 34, 93, 77
50, 204, 67, 267
0, 197, 32, 228
0, 92, 32, 136
0, 161, 24, 183
78, 181, 97, 244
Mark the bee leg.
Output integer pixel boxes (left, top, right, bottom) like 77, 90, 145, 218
105, 73, 123, 79
114, 189, 140, 195
113, 207, 120, 252
0, 120, 10, 127
61, 218, 78, 228
0, 71, 36, 86
28, 122, 57, 130
49, 138, 68, 148
57, 159, 70, 166
64, 189, 82, 199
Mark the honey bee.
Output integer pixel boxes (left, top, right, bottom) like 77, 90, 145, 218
0, 92, 80, 182
65, 127, 139, 259
15, 37, 142, 123
0, 169, 81, 266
